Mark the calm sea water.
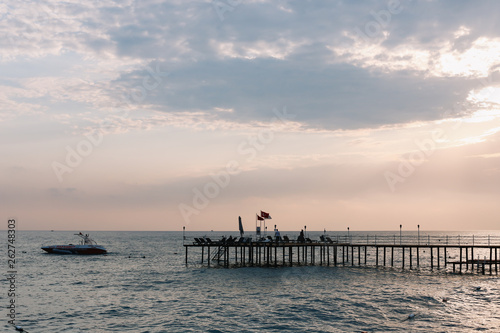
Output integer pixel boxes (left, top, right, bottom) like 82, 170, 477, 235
3, 230, 500, 332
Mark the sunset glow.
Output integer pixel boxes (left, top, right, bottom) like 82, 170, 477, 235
1, 0, 500, 231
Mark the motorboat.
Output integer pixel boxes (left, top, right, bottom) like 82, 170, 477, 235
41, 232, 107, 255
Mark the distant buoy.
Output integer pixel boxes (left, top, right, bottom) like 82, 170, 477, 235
475, 286, 481, 291
408, 313, 415, 319
442, 297, 448, 302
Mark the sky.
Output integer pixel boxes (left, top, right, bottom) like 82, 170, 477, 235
1, 0, 500, 232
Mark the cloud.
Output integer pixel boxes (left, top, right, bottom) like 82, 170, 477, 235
1, 0, 500, 133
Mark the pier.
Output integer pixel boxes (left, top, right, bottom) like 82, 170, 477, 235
184, 234, 500, 274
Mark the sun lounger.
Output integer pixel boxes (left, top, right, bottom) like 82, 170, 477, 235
326, 237, 336, 243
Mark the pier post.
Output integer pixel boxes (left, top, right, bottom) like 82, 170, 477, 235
391, 247, 394, 267
325, 245, 328, 264
327, 246, 330, 266
490, 247, 493, 275
250, 244, 253, 267
416, 247, 419, 268
409, 247, 412, 270
275, 245, 277, 268
430, 247, 433, 270
364, 246, 367, 265
351, 246, 354, 266
334, 246, 337, 266
358, 246, 361, 266
466, 247, 469, 271
444, 247, 446, 268
459, 247, 462, 273
311, 245, 314, 265
208, 245, 211, 267
311, 245, 314, 264
185, 246, 188, 266
283, 246, 286, 266
495, 248, 498, 274
471, 247, 474, 272
437, 247, 440, 270
402, 247, 405, 269
266, 246, 271, 267
342, 246, 345, 266
383, 247, 386, 267
376, 247, 379, 267
258, 244, 261, 266
243, 246, 246, 267
325, 245, 327, 265
201, 246, 204, 264
319, 246, 323, 266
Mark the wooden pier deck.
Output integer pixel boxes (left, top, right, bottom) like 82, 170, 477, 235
184, 234, 500, 274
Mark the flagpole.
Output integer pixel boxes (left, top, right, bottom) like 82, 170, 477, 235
259, 215, 262, 238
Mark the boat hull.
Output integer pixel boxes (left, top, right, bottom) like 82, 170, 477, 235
42, 245, 107, 255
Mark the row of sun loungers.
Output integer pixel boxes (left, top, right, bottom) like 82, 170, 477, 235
193, 237, 253, 245
193, 235, 339, 245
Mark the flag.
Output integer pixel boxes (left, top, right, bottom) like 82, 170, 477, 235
257, 214, 264, 221
260, 211, 272, 219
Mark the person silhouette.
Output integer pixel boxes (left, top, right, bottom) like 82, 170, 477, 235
298, 229, 305, 243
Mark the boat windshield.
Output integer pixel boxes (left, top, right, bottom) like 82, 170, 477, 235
74, 232, 98, 245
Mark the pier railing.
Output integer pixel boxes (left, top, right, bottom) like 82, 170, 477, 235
335, 234, 500, 246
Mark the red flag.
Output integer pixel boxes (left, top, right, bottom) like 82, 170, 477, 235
260, 211, 272, 219
257, 214, 264, 221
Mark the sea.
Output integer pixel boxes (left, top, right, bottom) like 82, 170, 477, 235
2, 230, 500, 332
